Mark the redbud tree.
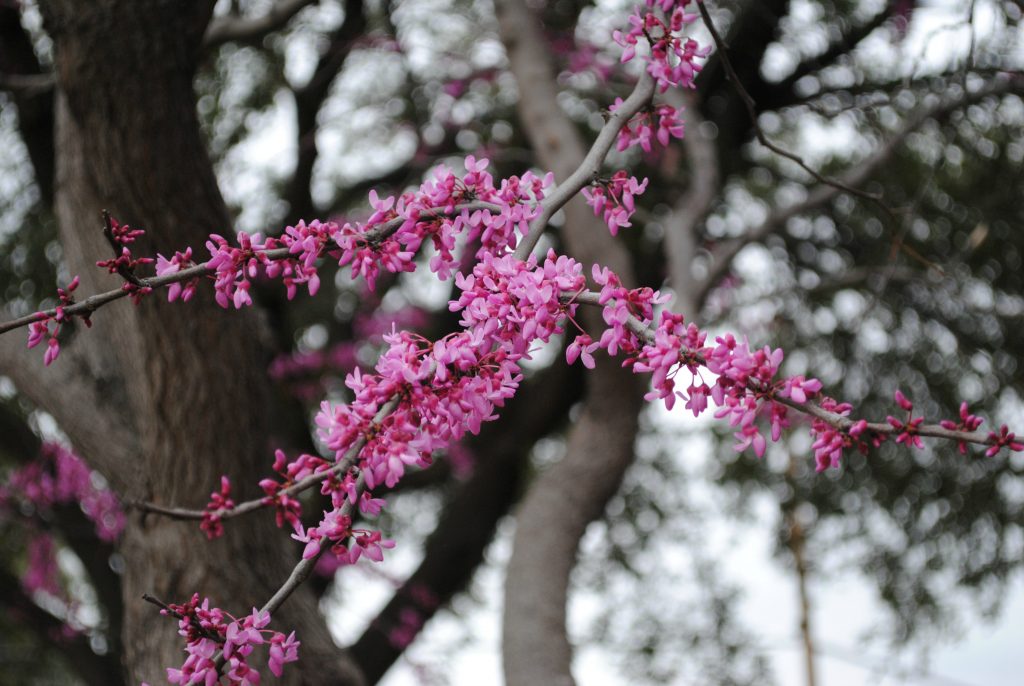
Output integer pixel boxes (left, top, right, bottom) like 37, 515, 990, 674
1, 1, 1023, 685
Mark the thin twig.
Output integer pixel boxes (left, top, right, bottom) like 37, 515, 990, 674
695, 1, 887, 207
512, 72, 657, 261
142, 593, 224, 643
101, 210, 150, 288
695, 75, 1022, 305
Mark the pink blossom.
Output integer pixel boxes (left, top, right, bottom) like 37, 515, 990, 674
200, 476, 235, 540
612, 1, 708, 92
582, 171, 649, 236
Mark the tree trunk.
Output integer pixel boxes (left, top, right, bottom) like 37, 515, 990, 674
36, 2, 364, 683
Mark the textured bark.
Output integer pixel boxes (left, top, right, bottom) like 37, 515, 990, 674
496, 2, 645, 684
34, 2, 363, 683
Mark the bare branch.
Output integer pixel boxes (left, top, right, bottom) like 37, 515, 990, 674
203, 0, 321, 48
285, 0, 366, 221
0, 334, 140, 492
497, 2, 646, 684
0, 3, 55, 203
696, 1, 885, 205
662, 89, 719, 314
695, 74, 1024, 306
570, 289, 1013, 451
0, 71, 54, 94
512, 71, 657, 261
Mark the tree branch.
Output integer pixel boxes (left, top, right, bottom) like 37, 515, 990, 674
662, 89, 718, 315
696, 1, 885, 206
0, 201, 501, 336
0, 3, 55, 204
569, 289, 1015, 451
695, 74, 1024, 306
0, 568, 125, 686
0, 333, 141, 493
512, 71, 656, 260
350, 359, 583, 683
284, 0, 366, 221
771, 8, 892, 101
203, 0, 321, 48
496, 2, 646, 684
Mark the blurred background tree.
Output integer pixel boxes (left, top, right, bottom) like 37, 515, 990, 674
1, 0, 1022, 684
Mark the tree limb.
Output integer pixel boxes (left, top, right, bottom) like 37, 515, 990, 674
0, 332, 141, 493
496, 2, 645, 684
350, 359, 583, 683
662, 89, 719, 316
284, 0, 366, 221
204, 0, 321, 48
695, 75, 1024, 307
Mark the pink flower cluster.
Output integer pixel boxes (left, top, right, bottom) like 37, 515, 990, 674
280, 465, 389, 562
986, 425, 1024, 458
97, 216, 154, 303
281, 250, 586, 567
809, 397, 870, 471
887, 389, 925, 449
162, 595, 299, 685
337, 157, 554, 288
156, 248, 199, 303
940, 401, 985, 454
611, 99, 686, 153
156, 218, 337, 309
568, 263, 826, 459
582, 171, 649, 235
0, 443, 123, 610
613, 0, 709, 92
0, 442, 124, 544
26, 276, 88, 365
257, 450, 325, 530
200, 476, 235, 540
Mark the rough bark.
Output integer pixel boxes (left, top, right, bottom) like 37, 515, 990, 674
496, 2, 645, 684
34, 2, 363, 683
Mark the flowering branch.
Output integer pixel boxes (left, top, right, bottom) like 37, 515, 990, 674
0, 201, 501, 337
132, 398, 400, 526
512, 71, 656, 261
